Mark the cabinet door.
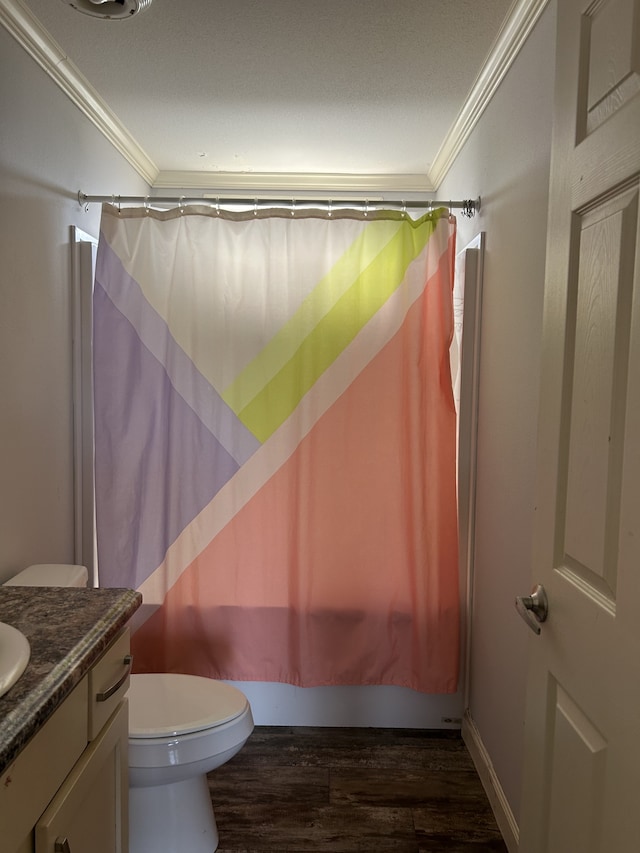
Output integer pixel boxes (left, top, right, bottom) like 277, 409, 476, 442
35, 700, 128, 853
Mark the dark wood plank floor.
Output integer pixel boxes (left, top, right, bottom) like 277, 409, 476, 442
208, 726, 508, 852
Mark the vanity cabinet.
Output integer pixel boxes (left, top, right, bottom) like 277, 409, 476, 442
1, 629, 131, 853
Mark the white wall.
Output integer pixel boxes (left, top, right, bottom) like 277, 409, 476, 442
0, 26, 149, 583
438, 2, 556, 825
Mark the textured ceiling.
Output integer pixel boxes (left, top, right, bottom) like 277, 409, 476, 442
19, 0, 514, 188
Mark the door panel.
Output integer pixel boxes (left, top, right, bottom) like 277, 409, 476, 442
562, 189, 638, 599
546, 682, 607, 853
583, 0, 640, 135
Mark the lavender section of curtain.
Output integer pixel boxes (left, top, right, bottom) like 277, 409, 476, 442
93, 243, 251, 589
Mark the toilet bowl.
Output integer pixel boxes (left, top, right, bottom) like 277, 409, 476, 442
128, 673, 253, 853
5, 564, 254, 853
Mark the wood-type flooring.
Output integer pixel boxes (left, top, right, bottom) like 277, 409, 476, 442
208, 726, 508, 852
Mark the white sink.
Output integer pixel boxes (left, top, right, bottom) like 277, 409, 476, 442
0, 622, 31, 699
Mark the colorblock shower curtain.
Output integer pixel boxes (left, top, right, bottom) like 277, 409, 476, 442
94, 204, 460, 693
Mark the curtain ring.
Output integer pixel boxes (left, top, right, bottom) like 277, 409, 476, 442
254, 198, 258, 217
144, 196, 150, 215
364, 198, 369, 218
216, 197, 220, 216
291, 198, 295, 217
328, 198, 332, 218
401, 199, 406, 218
179, 196, 185, 215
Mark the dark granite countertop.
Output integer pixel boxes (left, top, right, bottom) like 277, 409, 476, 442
0, 586, 142, 774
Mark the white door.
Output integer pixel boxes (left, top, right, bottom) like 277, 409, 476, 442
519, 0, 640, 851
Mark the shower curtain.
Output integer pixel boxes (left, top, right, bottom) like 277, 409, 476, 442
94, 204, 460, 693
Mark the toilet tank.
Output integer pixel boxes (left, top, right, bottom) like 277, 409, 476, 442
3, 564, 89, 588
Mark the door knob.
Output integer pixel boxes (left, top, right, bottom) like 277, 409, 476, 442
515, 584, 548, 635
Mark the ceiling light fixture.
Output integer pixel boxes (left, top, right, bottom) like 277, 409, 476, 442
59, 0, 153, 20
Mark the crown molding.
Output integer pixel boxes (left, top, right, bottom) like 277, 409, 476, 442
154, 171, 436, 194
2, 0, 548, 194
428, 0, 550, 189
0, 0, 159, 185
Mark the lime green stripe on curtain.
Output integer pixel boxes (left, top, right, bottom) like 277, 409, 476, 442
225, 211, 442, 443
222, 219, 398, 415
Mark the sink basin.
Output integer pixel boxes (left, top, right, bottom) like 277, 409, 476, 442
0, 622, 30, 699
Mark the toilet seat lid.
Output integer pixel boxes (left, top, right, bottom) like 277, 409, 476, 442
128, 673, 248, 738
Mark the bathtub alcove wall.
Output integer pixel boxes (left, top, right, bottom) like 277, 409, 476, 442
73, 227, 483, 729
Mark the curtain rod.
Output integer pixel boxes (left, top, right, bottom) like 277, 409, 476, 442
77, 192, 481, 218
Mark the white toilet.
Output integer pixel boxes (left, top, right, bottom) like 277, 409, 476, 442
5, 564, 254, 853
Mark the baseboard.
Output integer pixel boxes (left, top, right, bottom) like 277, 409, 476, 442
462, 710, 519, 853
